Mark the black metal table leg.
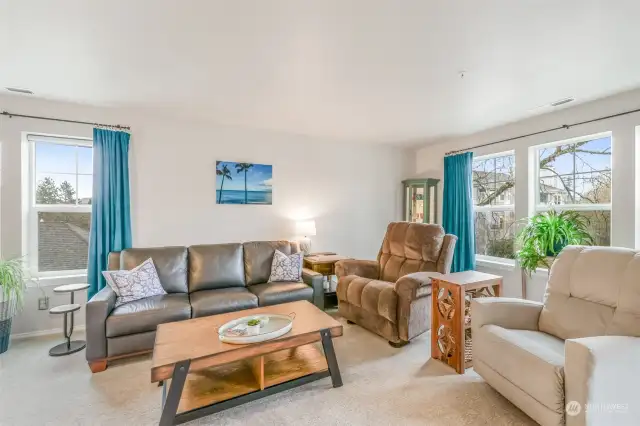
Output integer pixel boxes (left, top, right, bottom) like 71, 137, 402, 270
320, 329, 343, 388
159, 360, 190, 426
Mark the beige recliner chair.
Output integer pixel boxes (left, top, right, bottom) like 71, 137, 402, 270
335, 222, 457, 347
473, 246, 640, 426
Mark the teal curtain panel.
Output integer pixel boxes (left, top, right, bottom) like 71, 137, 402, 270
87, 129, 132, 299
442, 152, 475, 272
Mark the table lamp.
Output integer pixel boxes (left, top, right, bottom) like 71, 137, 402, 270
296, 220, 316, 255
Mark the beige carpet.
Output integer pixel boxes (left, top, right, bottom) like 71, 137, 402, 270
0, 318, 535, 425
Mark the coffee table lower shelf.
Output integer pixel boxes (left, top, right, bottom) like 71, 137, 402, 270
160, 343, 339, 425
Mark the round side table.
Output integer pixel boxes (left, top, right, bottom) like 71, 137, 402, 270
49, 283, 90, 357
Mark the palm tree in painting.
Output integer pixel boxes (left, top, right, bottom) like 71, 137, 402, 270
216, 163, 233, 203
235, 163, 254, 204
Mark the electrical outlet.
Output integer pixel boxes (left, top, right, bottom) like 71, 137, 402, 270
38, 297, 49, 310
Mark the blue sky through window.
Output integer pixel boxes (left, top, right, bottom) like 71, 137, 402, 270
538, 137, 611, 174
35, 142, 93, 199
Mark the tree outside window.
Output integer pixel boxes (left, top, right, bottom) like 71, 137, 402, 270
536, 135, 611, 246
472, 153, 516, 260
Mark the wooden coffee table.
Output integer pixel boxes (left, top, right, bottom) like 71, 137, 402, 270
152, 300, 343, 425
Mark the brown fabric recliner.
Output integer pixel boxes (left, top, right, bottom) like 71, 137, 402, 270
335, 222, 457, 347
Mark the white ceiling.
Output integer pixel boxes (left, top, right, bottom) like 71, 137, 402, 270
2, 0, 640, 145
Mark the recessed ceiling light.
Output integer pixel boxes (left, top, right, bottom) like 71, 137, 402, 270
5, 87, 34, 95
550, 97, 575, 107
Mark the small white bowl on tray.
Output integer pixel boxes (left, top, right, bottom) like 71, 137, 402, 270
218, 313, 295, 344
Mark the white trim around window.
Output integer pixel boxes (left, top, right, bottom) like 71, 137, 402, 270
24, 134, 93, 279
531, 131, 612, 246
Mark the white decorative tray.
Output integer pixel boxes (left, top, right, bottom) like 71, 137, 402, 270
218, 313, 295, 344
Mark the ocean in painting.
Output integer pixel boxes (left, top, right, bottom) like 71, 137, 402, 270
216, 161, 273, 205
216, 190, 272, 205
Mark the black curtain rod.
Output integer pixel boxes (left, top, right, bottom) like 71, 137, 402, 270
444, 106, 640, 156
0, 111, 130, 131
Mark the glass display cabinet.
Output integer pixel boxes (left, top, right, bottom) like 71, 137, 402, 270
402, 178, 440, 224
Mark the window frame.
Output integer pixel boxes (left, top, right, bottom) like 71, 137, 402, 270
532, 132, 612, 242
472, 150, 516, 264
26, 134, 93, 278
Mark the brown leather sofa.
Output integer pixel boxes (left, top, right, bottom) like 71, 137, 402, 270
335, 222, 457, 347
86, 241, 323, 372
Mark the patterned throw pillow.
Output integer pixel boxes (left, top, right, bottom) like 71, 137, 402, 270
102, 258, 166, 307
268, 250, 304, 282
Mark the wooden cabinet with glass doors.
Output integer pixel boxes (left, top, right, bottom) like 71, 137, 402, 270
402, 178, 439, 224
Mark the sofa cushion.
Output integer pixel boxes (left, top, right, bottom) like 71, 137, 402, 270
243, 241, 299, 285
190, 287, 258, 318
106, 293, 191, 337
249, 281, 312, 306
474, 324, 565, 414
188, 244, 245, 292
337, 275, 397, 323
539, 246, 640, 339
120, 247, 188, 293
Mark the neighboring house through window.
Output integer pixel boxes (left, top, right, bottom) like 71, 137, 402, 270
534, 133, 611, 246
26, 134, 92, 277
472, 152, 516, 261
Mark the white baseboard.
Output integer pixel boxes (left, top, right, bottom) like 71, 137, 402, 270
11, 325, 86, 341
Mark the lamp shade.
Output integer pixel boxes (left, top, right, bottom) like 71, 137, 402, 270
296, 220, 316, 236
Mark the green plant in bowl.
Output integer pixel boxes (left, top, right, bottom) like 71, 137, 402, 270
516, 209, 593, 276
247, 319, 261, 327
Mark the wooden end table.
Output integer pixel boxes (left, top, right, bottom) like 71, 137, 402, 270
152, 300, 343, 425
303, 254, 350, 309
430, 271, 502, 374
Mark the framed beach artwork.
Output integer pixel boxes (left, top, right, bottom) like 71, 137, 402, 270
216, 161, 273, 205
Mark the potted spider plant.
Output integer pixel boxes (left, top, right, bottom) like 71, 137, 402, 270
516, 210, 594, 277
0, 257, 27, 354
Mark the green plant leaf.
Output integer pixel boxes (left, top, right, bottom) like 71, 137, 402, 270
0, 257, 28, 314
516, 209, 594, 276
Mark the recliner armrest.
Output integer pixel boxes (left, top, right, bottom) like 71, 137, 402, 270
301, 268, 325, 310
335, 259, 379, 280
565, 336, 640, 425
436, 234, 458, 274
394, 272, 442, 300
85, 286, 116, 361
472, 297, 543, 331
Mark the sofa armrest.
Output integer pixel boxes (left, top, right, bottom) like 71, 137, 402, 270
394, 272, 442, 300
472, 297, 543, 331
301, 268, 325, 310
335, 259, 379, 280
565, 336, 640, 426
85, 286, 116, 361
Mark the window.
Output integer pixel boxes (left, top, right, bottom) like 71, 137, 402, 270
535, 133, 611, 246
472, 152, 516, 260
27, 135, 92, 276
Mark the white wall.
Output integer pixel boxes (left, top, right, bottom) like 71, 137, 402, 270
411, 88, 640, 300
1, 94, 410, 335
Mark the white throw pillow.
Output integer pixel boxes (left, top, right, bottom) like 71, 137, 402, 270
268, 250, 303, 282
102, 258, 166, 307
